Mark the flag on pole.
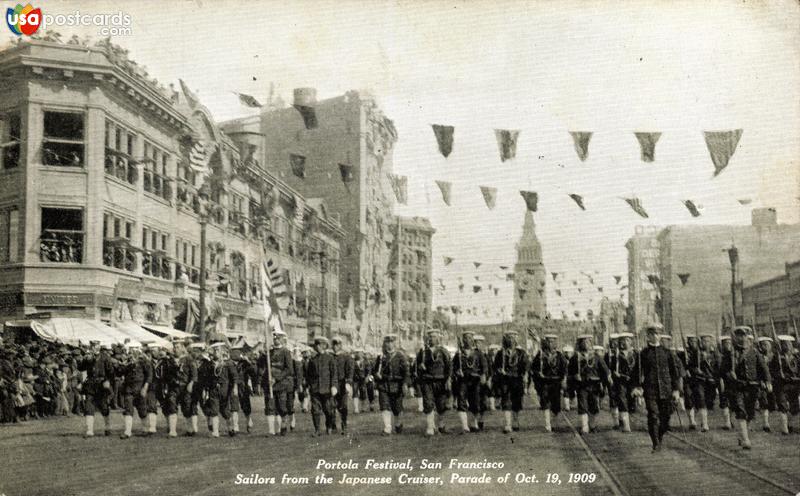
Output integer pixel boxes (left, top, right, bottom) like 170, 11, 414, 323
520, 191, 539, 212
179, 79, 200, 109
704, 129, 743, 177
431, 124, 454, 158
389, 174, 408, 205
479, 186, 497, 210
634, 132, 661, 162
570, 131, 592, 161
435, 180, 452, 206
188, 140, 210, 175
495, 129, 520, 162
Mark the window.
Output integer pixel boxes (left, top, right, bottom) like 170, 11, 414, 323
228, 194, 246, 236
0, 207, 19, 263
141, 226, 171, 279
103, 212, 136, 272
175, 237, 200, 284
104, 120, 137, 185
249, 262, 261, 300
0, 113, 21, 170
42, 111, 84, 167
40, 207, 83, 263
142, 141, 172, 201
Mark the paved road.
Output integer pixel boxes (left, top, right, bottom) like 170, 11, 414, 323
0, 396, 797, 496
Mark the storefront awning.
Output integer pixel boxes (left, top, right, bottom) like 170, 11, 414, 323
27, 318, 129, 347
141, 323, 196, 341
113, 321, 171, 347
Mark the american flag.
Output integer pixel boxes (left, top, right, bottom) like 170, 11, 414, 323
260, 257, 290, 338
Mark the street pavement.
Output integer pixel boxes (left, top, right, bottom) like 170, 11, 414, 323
0, 396, 797, 496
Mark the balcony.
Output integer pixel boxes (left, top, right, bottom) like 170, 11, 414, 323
39, 229, 83, 263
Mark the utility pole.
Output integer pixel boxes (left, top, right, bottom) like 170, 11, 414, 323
727, 245, 739, 328
198, 185, 210, 342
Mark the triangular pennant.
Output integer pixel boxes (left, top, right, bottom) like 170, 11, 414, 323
538, 289, 544, 296
613, 275, 622, 284
578, 288, 582, 293
289, 153, 306, 178
459, 283, 465, 293
570, 131, 592, 161
677, 273, 690, 286
568, 194, 586, 210
597, 287, 603, 292
474, 262, 482, 269
634, 132, 661, 162
443, 256, 454, 266
389, 174, 408, 205
520, 191, 539, 212
431, 124, 454, 158
495, 129, 520, 162
494, 288, 499, 296
519, 289, 527, 300
623, 197, 649, 218
551, 272, 558, 281
683, 200, 701, 218
473, 285, 482, 293
555, 289, 562, 297
474, 275, 480, 281
235, 92, 263, 108
704, 129, 743, 177
479, 186, 497, 210
737, 198, 752, 206
574, 310, 580, 317
435, 180, 452, 206
293, 105, 318, 130
500, 266, 509, 270
339, 163, 354, 183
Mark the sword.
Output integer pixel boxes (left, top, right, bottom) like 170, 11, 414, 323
672, 401, 689, 445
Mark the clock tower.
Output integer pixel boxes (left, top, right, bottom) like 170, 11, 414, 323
512, 210, 547, 326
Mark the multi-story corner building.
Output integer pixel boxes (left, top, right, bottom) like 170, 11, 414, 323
389, 215, 435, 350
220, 89, 398, 346
512, 210, 548, 328
657, 208, 800, 337
0, 39, 342, 345
739, 260, 800, 335
625, 225, 661, 333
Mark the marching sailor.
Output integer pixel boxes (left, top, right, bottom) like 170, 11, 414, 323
374, 334, 409, 436
493, 330, 529, 433
416, 329, 452, 436
452, 331, 488, 434
530, 333, 568, 432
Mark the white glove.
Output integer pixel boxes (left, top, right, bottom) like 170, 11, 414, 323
331, 386, 338, 397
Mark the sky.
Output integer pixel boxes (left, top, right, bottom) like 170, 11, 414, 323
11, 0, 800, 324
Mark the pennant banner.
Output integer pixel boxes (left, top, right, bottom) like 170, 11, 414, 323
570, 131, 592, 161
551, 272, 558, 281
623, 197, 649, 218
389, 174, 408, 205
704, 129, 743, 177
494, 288, 499, 296
435, 180, 452, 206
432, 124, 454, 158
568, 193, 586, 211
473, 262, 482, 269
519, 289, 527, 300
677, 273, 690, 286
236, 92, 262, 108
293, 105, 318, 130
737, 198, 752, 206
613, 275, 622, 284
495, 129, 520, 162
289, 153, 306, 178
634, 132, 661, 162
339, 163, 354, 183
473, 285, 482, 293
555, 289, 561, 297
520, 190, 539, 212
683, 200, 701, 218
480, 186, 497, 210
443, 256, 454, 266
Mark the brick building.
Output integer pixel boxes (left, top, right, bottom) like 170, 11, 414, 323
624, 225, 661, 333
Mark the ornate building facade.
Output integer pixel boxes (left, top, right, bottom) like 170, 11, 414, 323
221, 89, 398, 348
0, 39, 342, 345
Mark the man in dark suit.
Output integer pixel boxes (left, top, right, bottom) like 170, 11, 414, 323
637, 324, 681, 452
305, 336, 337, 436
